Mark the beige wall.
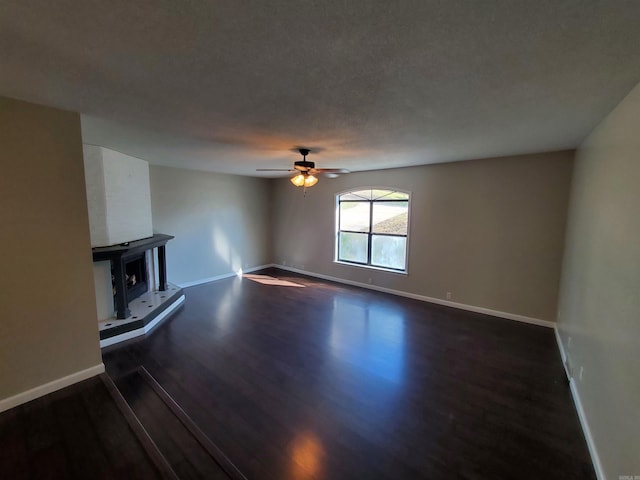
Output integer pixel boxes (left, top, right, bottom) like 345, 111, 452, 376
0, 97, 102, 401
557, 83, 640, 478
150, 166, 272, 286
272, 151, 574, 321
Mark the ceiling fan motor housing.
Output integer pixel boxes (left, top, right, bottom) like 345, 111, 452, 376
294, 160, 315, 171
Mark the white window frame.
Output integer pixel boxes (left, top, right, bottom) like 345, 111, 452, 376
334, 187, 411, 274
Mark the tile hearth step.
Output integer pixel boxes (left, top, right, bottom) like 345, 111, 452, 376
99, 284, 184, 347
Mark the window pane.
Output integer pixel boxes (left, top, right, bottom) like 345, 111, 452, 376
339, 201, 370, 232
371, 235, 406, 270
372, 190, 409, 200
340, 191, 370, 200
372, 201, 408, 234
338, 232, 368, 263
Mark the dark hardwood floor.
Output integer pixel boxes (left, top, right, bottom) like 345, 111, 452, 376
102, 268, 595, 480
0, 375, 162, 479
115, 369, 231, 479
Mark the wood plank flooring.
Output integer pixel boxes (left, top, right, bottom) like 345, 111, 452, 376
103, 268, 596, 480
0, 375, 162, 479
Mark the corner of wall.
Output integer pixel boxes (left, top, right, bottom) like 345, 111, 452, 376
0, 364, 105, 413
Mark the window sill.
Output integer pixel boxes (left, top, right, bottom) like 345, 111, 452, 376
334, 260, 408, 276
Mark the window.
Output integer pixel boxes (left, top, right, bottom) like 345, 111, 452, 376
336, 189, 409, 272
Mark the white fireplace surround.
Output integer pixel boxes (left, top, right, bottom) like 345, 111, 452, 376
83, 145, 153, 248
83, 145, 155, 321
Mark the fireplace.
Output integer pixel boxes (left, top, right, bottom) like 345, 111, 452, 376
83, 146, 184, 346
93, 234, 173, 319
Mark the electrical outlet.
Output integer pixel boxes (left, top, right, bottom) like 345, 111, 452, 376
446, 292, 452, 300
579, 367, 584, 382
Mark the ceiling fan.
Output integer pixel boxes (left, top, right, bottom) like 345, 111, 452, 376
257, 148, 350, 188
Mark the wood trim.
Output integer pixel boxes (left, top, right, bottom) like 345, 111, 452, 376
100, 374, 179, 480
138, 367, 248, 480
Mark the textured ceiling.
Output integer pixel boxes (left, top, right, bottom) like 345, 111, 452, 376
1, 0, 640, 176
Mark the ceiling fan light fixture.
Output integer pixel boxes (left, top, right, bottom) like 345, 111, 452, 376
290, 174, 306, 187
290, 173, 319, 187
304, 174, 318, 187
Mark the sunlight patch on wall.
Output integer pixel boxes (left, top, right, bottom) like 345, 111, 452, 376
212, 225, 242, 272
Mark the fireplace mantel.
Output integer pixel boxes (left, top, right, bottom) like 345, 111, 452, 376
91, 234, 173, 261
92, 233, 174, 319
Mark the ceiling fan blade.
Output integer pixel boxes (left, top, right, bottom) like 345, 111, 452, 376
260, 149, 349, 178
314, 168, 350, 174
256, 168, 296, 172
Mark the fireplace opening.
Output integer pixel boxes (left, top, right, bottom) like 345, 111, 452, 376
94, 234, 173, 320
113, 253, 148, 304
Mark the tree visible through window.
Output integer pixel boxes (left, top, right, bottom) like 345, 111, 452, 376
336, 189, 409, 271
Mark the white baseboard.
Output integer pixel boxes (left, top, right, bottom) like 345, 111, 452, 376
0, 363, 105, 413
554, 326, 573, 381
554, 327, 605, 480
100, 294, 185, 348
177, 264, 275, 288
274, 264, 554, 328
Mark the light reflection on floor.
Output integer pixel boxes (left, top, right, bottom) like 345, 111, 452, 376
214, 275, 242, 332
289, 431, 325, 479
243, 274, 306, 287
329, 296, 405, 384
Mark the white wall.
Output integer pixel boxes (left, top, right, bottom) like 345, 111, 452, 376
149, 166, 272, 286
557, 82, 640, 479
272, 151, 574, 322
